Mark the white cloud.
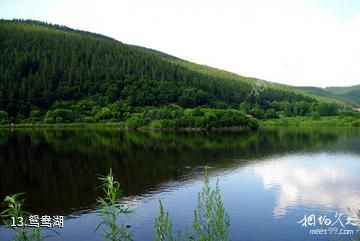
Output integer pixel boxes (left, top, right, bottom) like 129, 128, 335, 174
2, 0, 360, 87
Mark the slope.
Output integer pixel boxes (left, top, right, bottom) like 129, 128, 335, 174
0, 19, 349, 125
326, 85, 360, 105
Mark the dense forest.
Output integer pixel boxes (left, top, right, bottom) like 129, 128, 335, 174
0, 19, 358, 127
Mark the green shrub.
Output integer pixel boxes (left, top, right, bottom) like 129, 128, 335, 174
0, 193, 43, 241
265, 108, 278, 119
153, 167, 230, 241
96, 169, 132, 241
0, 110, 10, 124
311, 112, 321, 120
191, 167, 230, 241
249, 106, 265, 119
44, 109, 74, 123
153, 201, 181, 241
79, 116, 96, 123
351, 120, 360, 127
124, 114, 147, 128
95, 107, 113, 121
148, 120, 164, 128
317, 103, 338, 116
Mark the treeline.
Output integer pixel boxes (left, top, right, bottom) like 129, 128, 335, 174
0, 104, 259, 130
0, 19, 321, 127
1, 98, 353, 128
239, 101, 344, 119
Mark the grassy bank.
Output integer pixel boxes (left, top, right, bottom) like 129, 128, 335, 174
261, 116, 360, 127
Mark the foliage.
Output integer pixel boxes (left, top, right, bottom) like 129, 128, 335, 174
0, 193, 42, 241
0, 19, 323, 125
124, 113, 147, 129
44, 109, 74, 123
317, 103, 338, 116
325, 85, 360, 104
2, 19, 357, 129
262, 116, 360, 127
190, 167, 230, 241
0, 110, 10, 124
142, 107, 258, 129
95, 107, 113, 121
153, 167, 230, 241
153, 201, 181, 241
96, 169, 132, 241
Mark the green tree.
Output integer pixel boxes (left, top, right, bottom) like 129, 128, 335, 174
44, 109, 74, 123
317, 103, 338, 116
0, 110, 10, 124
95, 107, 113, 121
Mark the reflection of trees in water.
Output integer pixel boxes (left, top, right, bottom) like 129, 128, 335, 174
0, 127, 359, 215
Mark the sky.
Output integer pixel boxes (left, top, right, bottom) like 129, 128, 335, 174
1, 0, 360, 87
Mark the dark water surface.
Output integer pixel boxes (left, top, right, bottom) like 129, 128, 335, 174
0, 127, 359, 240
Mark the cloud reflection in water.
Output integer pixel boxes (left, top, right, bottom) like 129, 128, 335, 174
254, 152, 360, 220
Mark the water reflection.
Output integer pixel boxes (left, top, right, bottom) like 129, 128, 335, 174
0, 127, 360, 241
254, 153, 360, 218
0, 127, 359, 215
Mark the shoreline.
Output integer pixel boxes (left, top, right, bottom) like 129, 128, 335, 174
0, 123, 253, 132
261, 116, 360, 127
1, 116, 359, 130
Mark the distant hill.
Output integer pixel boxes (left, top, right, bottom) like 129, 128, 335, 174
0, 19, 356, 124
326, 85, 360, 105
297, 86, 360, 107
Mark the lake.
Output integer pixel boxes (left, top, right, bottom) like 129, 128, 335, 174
0, 127, 359, 241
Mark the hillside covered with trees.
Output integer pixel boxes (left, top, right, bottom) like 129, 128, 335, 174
0, 19, 358, 128
325, 85, 360, 104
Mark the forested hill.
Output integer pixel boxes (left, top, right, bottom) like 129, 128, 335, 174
0, 19, 348, 126
325, 85, 360, 104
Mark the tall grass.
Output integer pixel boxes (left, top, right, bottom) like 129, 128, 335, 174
96, 168, 132, 241
0, 193, 42, 241
191, 167, 230, 241
153, 200, 181, 241
2, 169, 358, 241
153, 166, 231, 241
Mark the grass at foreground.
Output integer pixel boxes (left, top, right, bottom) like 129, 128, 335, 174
1, 167, 231, 241
261, 116, 360, 127
152, 167, 230, 241
0, 193, 50, 241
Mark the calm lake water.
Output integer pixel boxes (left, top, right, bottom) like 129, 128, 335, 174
0, 127, 359, 241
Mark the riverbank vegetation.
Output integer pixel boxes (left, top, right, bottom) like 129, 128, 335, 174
0, 193, 45, 241
1, 104, 359, 129
1, 168, 230, 241
2, 168, 359, 240
262, 112, 360, 127
0, 107, 259, 130
96, 169, 132, 241
153, 167, 230, 241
